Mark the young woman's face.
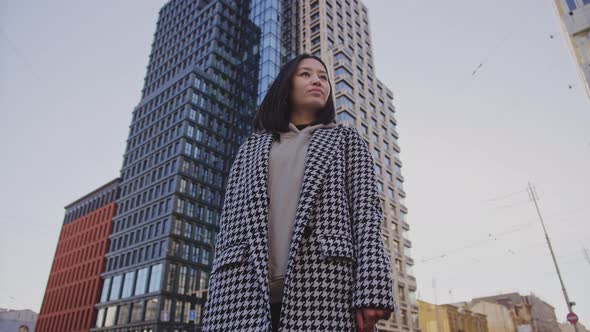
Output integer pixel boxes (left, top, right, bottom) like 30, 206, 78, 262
290, 58, 330, 112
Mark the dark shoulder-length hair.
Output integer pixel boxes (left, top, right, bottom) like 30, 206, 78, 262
253, 53, 336, 134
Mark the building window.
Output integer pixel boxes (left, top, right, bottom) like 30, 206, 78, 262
121, 271, 136, 298
104, 306, 117, 327
96, 307, 105, 327
178, 265, 188, 295
358, 94, 365, 106
149, 264, 163, 292
162, 298, 172, 322
372, 132, 379, 144
135, 267, 149, 295
100, 277, 111, 303
334, 52, 351, 66
336, 80, 353, 95
387, 187, 394, 199
336, 95, 354, 109
166, 263, 177, 291
398, 285, 406, 301
176, 199, 185, 214
335, 66, 353, 81
172, 218, 182, 235
404, 245, 412, 257
409, 290, 417, 304
109, 275, 122, 301
374, 164, 382, 175
192, 246, 201, 263
131, 301, 144, 323
117, 304, 130, 325
201, 249, 210, 265
337, 110, 355, 125
174, 299, 184, 322
145, 298, 158, 321
372, 147, 380, 159
396, 179, 404, 192
401, 309, 408, 325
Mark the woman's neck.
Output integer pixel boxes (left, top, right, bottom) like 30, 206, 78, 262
289, 109, 317, 126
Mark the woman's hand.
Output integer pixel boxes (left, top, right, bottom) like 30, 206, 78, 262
356, 307, 392, 332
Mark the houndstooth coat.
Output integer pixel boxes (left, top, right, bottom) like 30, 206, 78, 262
201, 123, 396, 331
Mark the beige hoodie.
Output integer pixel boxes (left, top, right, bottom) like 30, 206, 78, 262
267, 120, 338, 304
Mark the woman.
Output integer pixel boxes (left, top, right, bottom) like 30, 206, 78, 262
202, 53, 396, 332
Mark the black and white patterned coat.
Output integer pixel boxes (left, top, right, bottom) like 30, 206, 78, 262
202, 123, 396, 331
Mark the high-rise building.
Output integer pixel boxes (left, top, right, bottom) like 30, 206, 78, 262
36, 179, 119, 332
553, 0, 590, 100
92, 1, 259, 331
296, 0, 419, 330
89, 0, 418, 331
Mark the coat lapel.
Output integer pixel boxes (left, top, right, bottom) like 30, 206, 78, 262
243, 125, 344, 303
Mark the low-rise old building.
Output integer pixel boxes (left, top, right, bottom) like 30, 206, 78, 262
469, 301, 517, 332
559, 321, 589, 332
418, 300, 488, 332
472, 292, 560, 332
0, 308, 37, 331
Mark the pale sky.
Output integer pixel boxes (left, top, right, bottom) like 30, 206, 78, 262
1, 0, 589, 326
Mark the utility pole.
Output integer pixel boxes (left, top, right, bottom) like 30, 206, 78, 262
528, 182, 579, 332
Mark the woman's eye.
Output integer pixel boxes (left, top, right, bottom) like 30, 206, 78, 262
320, 76, 328, 80
301, 72, 310, 76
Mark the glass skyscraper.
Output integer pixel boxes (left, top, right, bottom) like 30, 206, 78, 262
93, 1, 261, 330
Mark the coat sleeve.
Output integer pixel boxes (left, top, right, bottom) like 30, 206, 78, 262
212, 140, 248, 261
344, 126, 397, 311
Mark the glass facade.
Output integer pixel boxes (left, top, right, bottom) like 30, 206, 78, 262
92, 0, 259, 330
249, 0, 283, 104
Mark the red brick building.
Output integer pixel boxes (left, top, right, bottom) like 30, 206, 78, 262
36, 179, 119, 332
